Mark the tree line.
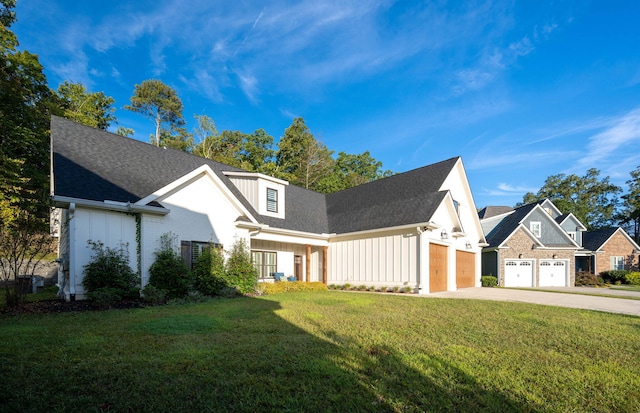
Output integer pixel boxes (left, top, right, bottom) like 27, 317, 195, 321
518, 168, 640, 242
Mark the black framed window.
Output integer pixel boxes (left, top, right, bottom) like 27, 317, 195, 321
266, 188, 278, 213
252, 250, 277, 279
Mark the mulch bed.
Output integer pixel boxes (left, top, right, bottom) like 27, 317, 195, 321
0, 299, 146, 316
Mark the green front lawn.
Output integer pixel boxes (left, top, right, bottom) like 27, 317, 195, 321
1, 292, 638, 412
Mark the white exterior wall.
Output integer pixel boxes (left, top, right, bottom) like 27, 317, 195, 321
66, 207, 137, 300
438, 160, 484, 288
251, 238, 325, 282
328, 229, 419, 287
140, 173, 248, 285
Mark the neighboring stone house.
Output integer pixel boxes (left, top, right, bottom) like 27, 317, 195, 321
479, 200, 582, 287
580, 227, 640, 275
50, 116, 486, 300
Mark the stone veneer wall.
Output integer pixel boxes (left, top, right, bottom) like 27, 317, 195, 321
595, 231, 639, 275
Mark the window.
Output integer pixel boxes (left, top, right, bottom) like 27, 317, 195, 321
567, 232, 576, 240
266, 188, 278, 213
252, 251, 277, 279
611, 256, 624, 271
530, 221, 541, 238
453, 200, 460, 214
181, 241, 222, 270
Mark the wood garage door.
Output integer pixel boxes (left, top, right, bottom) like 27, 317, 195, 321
504, 260, 533, 287
456, 251, 475, 288
539, 260, 567, 287
429, 244, 448, 292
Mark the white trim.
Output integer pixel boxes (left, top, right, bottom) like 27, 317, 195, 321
519, 204, 581, 248
222, 170, 289, 186
52, 195, 169, 215
530, 221, 541, 238
135, 165, 258, 224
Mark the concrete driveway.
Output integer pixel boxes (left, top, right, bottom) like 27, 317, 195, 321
428, 287, 640, 317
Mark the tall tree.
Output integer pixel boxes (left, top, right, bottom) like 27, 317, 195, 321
193, 115, 276, 172
158, 123, 194, 152
520, 168, 621, 229
56, 81, 116, 129
0, 0, 57, 217
619, 166, 640, 242
125, 79, 185, 146
317, 151, 393, 193
276, 117, 334, 190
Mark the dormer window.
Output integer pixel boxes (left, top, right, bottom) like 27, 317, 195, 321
266, 188, 278, 213
530, 221, 541, 238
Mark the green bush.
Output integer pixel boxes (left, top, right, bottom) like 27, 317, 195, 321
225, 239, 258, 295
481, 276, 497, 287
148, 249, 191, 299
600, 270, 629, 284
193, 248, 226, 295
575, 272, 600, 286
86, 287, 122, 309
261, 281, 328, 295
141, 284, 168, 305
625, 272, 640, 286
82, 241, 139, 300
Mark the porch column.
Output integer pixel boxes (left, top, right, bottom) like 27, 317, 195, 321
322, 246, 328, 285
306, 244, 311, 282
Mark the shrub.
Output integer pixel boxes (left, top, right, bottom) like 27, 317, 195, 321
261, 281, 328, 295
481, 276, 498, 287
402, 286, 413, 293
625, 272, 640, 286
82, 241, 139, 300
225, 239, 258, 295
141, 284, 168, 305
342, 283, 351, 291
86, 287, 122, 309
600, 270, 629, 284
575, 272, 600, 286
148, 249, 191, 299
193, 248, 226, 295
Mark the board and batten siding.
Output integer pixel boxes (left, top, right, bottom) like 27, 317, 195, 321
328, 230, 418, 287
228, 176, 259, 207
68, 207, 137, 299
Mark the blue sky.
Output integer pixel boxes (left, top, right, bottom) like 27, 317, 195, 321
13, 1, 640, 208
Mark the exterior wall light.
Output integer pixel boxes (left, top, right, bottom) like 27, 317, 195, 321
465, 241, 472, 249
441, 229, 448, 239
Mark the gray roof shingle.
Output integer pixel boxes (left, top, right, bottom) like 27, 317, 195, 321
52, 116, 457, 235
582, 228, 618, 251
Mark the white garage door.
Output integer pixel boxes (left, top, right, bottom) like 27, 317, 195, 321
504, 260, 534, 287
539, 260, 567, 287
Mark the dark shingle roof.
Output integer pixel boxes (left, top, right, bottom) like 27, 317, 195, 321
52, 116, 457, 235
582, 228, 618, 251
51, 116, 328, 234
326, 158, 458, 233
478, 206, 513, 219
484, 203, 538, 247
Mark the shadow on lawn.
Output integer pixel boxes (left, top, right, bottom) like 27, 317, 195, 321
0, 296, 545, 412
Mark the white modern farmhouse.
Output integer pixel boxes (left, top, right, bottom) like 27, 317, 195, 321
50, 116, 486, 300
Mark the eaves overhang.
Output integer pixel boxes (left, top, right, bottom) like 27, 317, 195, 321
51, 195, 169, 215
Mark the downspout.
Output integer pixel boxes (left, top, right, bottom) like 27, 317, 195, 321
496, 249, 501, 287
68, 203, 76, 301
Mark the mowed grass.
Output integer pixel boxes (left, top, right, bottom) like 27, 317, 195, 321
1, 292, 639, 412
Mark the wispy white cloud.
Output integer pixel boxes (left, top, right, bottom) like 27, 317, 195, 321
237, 72, 259, 104
574, 107, 640, 171
482, 182, 538, 197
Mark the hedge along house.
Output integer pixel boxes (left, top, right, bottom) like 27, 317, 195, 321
51, 116, 486, 300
